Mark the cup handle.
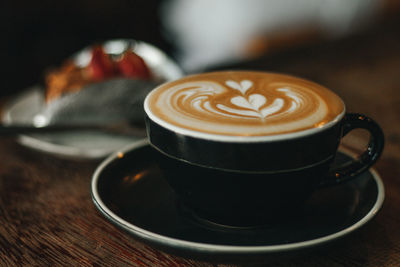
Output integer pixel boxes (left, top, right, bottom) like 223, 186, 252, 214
322, 113, 384, 186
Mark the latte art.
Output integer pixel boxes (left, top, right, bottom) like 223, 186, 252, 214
145, 71, 344, 137
168, 80, 321, 122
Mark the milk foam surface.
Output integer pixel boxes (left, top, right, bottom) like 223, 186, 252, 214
145, 71, 344, 137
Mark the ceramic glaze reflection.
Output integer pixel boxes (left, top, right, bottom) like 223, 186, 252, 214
146, 71, 345, 136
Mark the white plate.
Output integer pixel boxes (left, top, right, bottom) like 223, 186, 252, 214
2, 40, 183, 159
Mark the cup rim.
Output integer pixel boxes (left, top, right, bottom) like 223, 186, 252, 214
145, 106, 345, 143
144, 71, 346, 143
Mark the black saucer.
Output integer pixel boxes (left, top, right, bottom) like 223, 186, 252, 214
91, 140, 384, 263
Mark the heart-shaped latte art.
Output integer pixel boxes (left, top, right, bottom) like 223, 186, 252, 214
226, 80, 253, 95
248, 94, 266, 110
229, 94, 284, 118
231, 94, 266, 111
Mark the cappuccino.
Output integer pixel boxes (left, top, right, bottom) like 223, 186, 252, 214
144, 71, 383, 226
145, 71, 344, 138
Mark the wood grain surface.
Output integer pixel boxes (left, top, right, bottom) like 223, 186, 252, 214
1, 18, 400, 266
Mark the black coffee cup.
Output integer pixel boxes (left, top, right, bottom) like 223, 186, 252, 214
144, 72, 384, 227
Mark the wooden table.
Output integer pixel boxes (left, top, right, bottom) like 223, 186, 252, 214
1, 19, 400, 266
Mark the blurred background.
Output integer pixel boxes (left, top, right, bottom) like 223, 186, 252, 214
1, 0, 399, 96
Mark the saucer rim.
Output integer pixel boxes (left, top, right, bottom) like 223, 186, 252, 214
91, 139, 385, 254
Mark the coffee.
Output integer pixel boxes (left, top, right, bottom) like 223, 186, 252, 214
144, 71, 384, 226
145, 71, 344, 137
